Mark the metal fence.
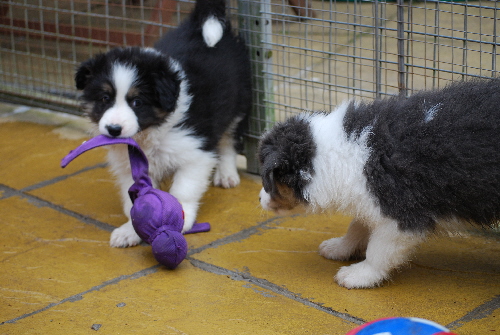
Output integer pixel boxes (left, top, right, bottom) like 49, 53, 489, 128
1, 0, 499, 172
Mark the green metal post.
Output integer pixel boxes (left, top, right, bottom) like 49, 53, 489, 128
237, 0, 275, 174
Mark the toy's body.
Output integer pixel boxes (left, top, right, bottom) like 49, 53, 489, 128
61, 135, 210, 268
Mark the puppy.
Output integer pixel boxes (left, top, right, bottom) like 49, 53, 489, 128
75, 0, 252, 247
259, 79, 500, 288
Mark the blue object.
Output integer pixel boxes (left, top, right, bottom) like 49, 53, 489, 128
347, 317, 457, 335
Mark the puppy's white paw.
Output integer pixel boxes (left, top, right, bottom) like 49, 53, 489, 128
180, 204, 197, 233
213, 167, 240, 188
335, 261, 387, 289
110, 222, 142, 248
319, 237, 356, 261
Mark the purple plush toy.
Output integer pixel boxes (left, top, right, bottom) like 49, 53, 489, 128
61, 135, 210, 269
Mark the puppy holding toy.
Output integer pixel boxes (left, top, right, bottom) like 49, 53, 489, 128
75, 0, 252, 247
259, 79, 500, 289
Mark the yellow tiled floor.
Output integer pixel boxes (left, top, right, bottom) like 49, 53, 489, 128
0, 103, 499, 334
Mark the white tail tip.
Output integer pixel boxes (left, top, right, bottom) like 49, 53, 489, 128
202, 16, 224, 47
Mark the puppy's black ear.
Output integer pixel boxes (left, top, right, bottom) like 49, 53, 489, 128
75, 60, 93, 90
260, 150, 312, 201
75, 54, 107, 90
260, 151, 279, 194
154, 64, 181, 112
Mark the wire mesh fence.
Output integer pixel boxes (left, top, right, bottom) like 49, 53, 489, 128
0, 0, 194, 113
1, 0, 499, 171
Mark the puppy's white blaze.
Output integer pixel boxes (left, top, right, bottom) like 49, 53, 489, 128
304, 102, 379, 219
99, 63, 140, 137
202, 16, 224, 47
113, 63, 137, 102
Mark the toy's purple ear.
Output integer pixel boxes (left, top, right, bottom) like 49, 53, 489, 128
61, 135, 152, 193
61, 135, 141, 167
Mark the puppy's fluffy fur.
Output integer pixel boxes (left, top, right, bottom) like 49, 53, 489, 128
259, 79, 500, 288
75, 0, 251, 247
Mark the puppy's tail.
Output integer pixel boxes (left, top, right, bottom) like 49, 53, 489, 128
192, 0, 227, 48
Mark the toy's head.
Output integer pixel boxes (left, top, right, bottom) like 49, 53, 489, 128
61, 135, 209, 269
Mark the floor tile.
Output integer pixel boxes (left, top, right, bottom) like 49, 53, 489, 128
29, 167, 126, 229
1, 196, 154, 322
192, 214, 500, 332
0, 122, 101, 190
2, 262, 356, 334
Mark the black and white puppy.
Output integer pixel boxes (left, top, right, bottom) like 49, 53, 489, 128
75, 0, 251, 247
259, 79, 500, 289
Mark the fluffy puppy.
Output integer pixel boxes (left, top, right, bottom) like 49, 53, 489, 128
75, 0, 252, 247
259, 79, 500, 289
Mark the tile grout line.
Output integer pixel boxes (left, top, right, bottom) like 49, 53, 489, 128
446, 294, 500, 330
20, 162, 108, 193
187, 215, 291, 256
0, 266, 160, 325
188, 257, 366, 326
0, 163, 108, 199
187, 215, 366, 326
0, 184, 116, 232
0, 162, 112, 233
188, 215, 500, 330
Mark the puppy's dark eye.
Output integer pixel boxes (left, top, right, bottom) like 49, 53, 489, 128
131, 98, 143, 108
101, 94, 111, 104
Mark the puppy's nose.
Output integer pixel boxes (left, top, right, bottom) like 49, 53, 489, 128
106, 124, 122, 137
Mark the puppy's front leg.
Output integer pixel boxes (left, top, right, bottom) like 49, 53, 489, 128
109, 172, 143, 248
169, 155, 217, 232
335, 219, 426, 289
319, 218, 370, 261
